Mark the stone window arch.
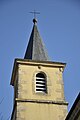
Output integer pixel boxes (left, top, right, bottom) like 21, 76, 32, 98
35, 72, 47, 93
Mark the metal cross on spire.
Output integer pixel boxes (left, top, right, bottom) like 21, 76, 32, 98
30, 10, 40, 24
30, 10, 40, 19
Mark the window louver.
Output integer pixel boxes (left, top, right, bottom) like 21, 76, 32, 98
36, 73, 47, 93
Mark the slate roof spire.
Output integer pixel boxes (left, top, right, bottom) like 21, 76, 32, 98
24, 18, 49, 61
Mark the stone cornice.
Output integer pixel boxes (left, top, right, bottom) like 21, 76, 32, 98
15, 98, 68, 105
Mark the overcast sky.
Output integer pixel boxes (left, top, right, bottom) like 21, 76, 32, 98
0, 0, 80, 119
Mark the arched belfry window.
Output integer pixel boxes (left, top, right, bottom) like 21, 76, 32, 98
35, 72, 47, 93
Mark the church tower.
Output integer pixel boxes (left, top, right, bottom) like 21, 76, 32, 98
10, 18, 68, 120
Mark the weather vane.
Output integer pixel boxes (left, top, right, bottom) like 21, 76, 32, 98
30, 10, 40, 19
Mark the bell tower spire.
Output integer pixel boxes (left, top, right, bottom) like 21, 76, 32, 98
10, 16, 68, 120
24, 16, 49, 61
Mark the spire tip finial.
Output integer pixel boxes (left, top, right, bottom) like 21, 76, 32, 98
30, 10, 40, 24
33, 18, 37, 24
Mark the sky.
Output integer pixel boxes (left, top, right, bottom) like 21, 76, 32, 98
0, 0, 80, 119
